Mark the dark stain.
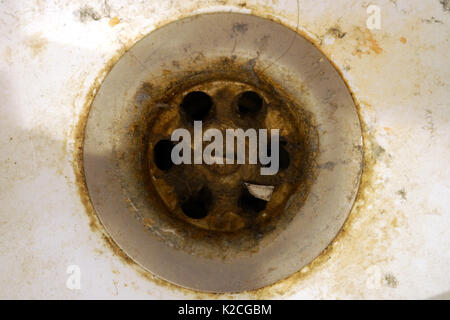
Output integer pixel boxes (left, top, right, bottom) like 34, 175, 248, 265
257, 35, 271, 52
396, 188, 407, 200
421, 16, 444, 24
319, 161, 337, 170
232, 23, 249, 34
440, 0, 450, 12
383, 273, 399, 288
327, 27, 346, 39
75, 6, 101, 22
172, 60, 180, 68
135, 82, 152, 105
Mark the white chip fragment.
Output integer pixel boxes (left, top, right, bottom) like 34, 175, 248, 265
244, 182, 275, 201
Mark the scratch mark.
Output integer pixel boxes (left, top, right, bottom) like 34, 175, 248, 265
260, 0, 300, 73
423, 109, 435, 137
28, 135, 38, 171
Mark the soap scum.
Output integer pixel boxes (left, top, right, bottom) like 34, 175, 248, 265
170, 121, 280, 175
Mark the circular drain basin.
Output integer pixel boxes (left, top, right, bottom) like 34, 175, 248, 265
83, 12, 363, 292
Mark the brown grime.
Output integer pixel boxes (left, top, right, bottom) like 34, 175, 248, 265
140, 61, 318, 249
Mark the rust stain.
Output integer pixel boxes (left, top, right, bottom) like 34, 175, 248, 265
142, 217, 154, 228
368, 36, 383, 54
351, 27, 383, 58
129, 124, 137, 133
109, 16, 121, 27
24, 33, 48, 57
400, 36, 407, 44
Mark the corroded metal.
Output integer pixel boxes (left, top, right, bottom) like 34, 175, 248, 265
146, 78, 316, 233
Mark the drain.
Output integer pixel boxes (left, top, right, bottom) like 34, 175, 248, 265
236, 91, 263, 115
153, 140, 175, 171
181, 186, 213, 219
147, 79, 307, 233
82, 12, 363, 292
181, 91, 213, 121
238, 186, 268, 213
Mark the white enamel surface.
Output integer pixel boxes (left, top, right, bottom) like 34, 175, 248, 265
0, 0, 449, 299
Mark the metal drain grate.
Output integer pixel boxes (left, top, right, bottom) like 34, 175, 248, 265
81, 12, 363, 292
147, 81, 312, 233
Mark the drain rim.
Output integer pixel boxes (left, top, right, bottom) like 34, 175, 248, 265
82, 12, 363, 292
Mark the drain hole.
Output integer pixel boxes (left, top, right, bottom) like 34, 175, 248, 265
181, 186, 213, 219
153, 140, 175, 171
279, 145, 290, 170
181, 91, 213, 121
263, 140, 290, 171
238, 188, 267, 213
237, 91, 263, 115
